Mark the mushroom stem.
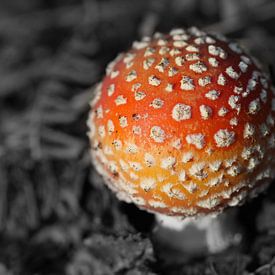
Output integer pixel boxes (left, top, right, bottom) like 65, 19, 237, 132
153, 209, 242, 255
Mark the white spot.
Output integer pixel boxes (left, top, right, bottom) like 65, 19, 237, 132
228, 95, 240, 111
172, 103, 192, 121
171, 206, 197, 215
230, 117, 238, 126
115, 95, 127, 106
106, 56, 120, 75
144, 47, 155, 57
125, 143, 138, 154
159, 47, 170, 55
119, 160, 129, 171
175, 56, 185, 66
143, 58, 155, 70
182, 152, 193, 163
189, 61, 207, 73
171, 138, 182, 149
205, 90, 220, 100
144, 153, 155, 167
186, 45, 199, 52
108, 162, 118, 175
130, 172, 139, 180
194, 37, 205, 45
165, 83, 174, 92
170, 28, 185, 35
200, 105, 212, 119
140, 178, 156, 192
98, 125, 105, 137
161, 157, 176, 169
88, 118, 96, 138
186, 134, 205, 149
260, 123, 269, 137
107, 84, 115, 96
243, 123, 255, 138
198, 76, 211, 87
178, 170, 187, 181
197, 197, 221, 209
150, 126, 165, 143
260, 89, 267, 103
162, 184, 186, 200
107, 120, 115, 134
129, 162, 142, 171
267, 114, 275, 126
227, 165, 241, 177
131, 83, 141, 92
119, 116, 128, 128
125, 70, 137, 82
248, 99, 261, 114
150, 98, 164, 109
208, 57, 219, 67
123, 53, 135, 64
229, 42, 242, 54
189, 162, 207, 180
206, 176, 223, 187
188, 45, 199, 52
248, 157, 260, 171
205, 36, 216, 43
214, 129, 235, 147
260, 77, 269, 89
183, 182, 198, 194
132, 197, 146, 206
148, 200, 167, 208
245, 78, 258, 97
169, 48, 181, 56
148, 75, 161, 86
110, 70, 119, 79
157, 175, 166, 183
157, 39, 167, 46
241, 146, 254, 160
185, 53, 200, 61
206, 147, 214, 155
132, 126, 141, 135
239, 61, 248, 73
180, 76, 195, 90
168, 67, 178, 77
224, 158, 237, 168
217, 74, 226, 86
241, 55, 252, 65
223, 156, 236, 168
173, 34, 189, 41
173, 41, 187, 48
226, 66, 239, 79
209, 160, 222, 172
95, 105, 103, 119
134, 91, 146, 101
234, 86, 243, 94
218, 107, 229, 117
113, 139, 122, 150
133, 41, 148, 50
208, 45, 227, 59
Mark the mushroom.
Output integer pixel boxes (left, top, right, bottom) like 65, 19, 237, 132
88, 27, 275, 254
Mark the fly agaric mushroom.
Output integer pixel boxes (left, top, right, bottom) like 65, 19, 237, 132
88, 27, 275, 253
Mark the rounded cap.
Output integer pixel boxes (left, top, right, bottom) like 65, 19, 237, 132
88, 27, 275, 217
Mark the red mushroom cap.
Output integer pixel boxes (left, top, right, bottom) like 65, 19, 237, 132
88, 27, 275, 217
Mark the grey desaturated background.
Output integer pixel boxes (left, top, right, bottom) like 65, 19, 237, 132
0, 0, 275, 274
